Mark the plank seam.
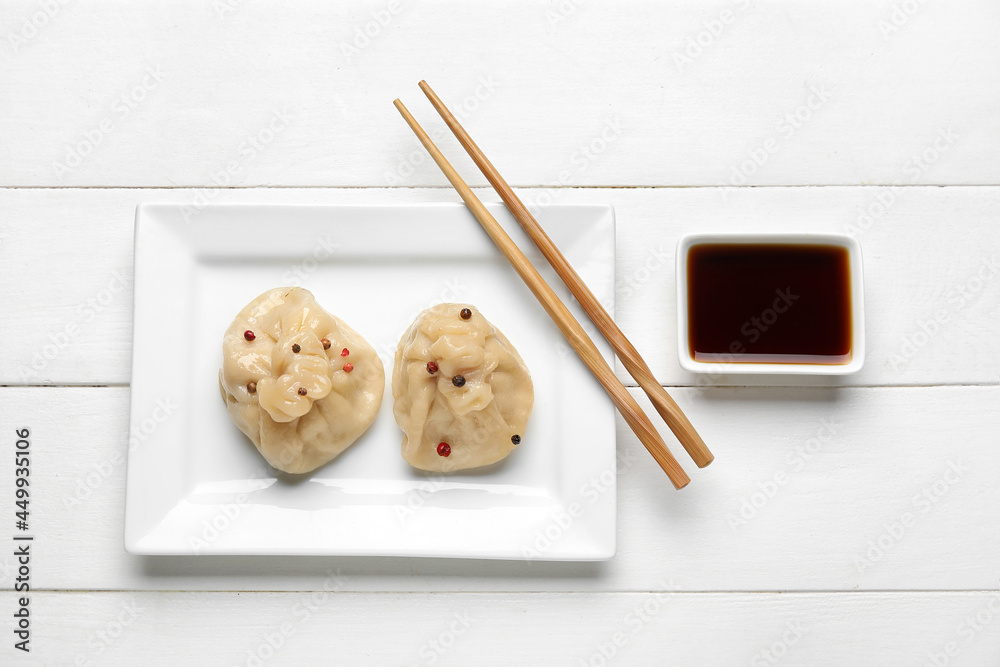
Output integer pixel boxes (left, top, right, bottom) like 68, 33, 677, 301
5, 589, 998, 595
2, 383, 996, 390
2, 185, 999, 191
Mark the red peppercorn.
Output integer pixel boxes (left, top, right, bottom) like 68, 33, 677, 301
343, 362, 354, 373
243, 330, 255, 342
297, 387, 307, 396
436, 442, 451, 457
321, 338, 332, 350
291, 343, 301, 353
341, 348, 350, 357
426, 361, 439, 374
460, 308, 472, 320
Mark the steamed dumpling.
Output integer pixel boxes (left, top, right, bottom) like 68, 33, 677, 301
392, 303, 533, 472
219, 287, 384, 474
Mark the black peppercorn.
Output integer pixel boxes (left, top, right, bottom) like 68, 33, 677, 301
460, 308, 472, 320
511, 434, 521, 445
292, 343, 301, 353
452, 375, 466, 387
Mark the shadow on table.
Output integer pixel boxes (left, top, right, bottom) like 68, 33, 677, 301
139, 554, 607, 584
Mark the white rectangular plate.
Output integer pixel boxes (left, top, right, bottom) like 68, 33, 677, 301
125, 203, 617, 559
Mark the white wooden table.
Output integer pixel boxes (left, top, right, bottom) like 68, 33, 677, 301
2, 1, 999, 664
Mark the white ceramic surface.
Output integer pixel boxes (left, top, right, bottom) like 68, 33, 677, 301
676, 233, 865, 375
124, 203, 617, 559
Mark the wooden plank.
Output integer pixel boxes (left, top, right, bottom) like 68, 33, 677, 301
2, 591, 998, 665
1, 0, 997, 187
1, 385, 996, 592
1, 187, 996, 386
612, 186, 1000, 387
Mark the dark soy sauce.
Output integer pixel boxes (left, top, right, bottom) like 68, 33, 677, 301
687, 243, 853, 364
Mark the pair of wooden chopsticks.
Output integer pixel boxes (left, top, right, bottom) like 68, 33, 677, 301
394, 82, 713, 489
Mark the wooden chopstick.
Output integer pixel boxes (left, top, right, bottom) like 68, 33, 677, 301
418, 81, 714, 469
394, 98, 690, 490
